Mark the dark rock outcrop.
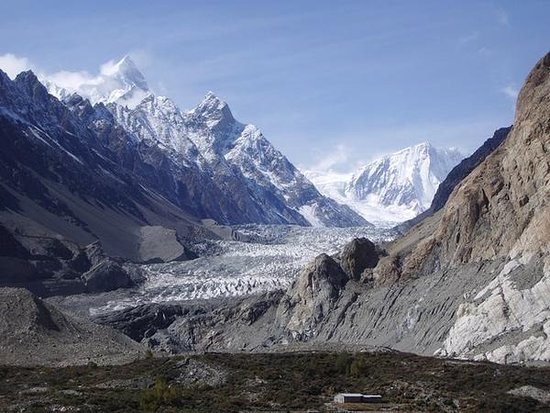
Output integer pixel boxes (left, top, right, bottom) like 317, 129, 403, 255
339, 237, 380, 280
82, 260, 133, 293
96, 292, 284, 353
0, 233, 140, 296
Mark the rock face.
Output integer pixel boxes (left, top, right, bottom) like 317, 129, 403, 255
384, 52, 549, 277
99, 53, 550, 365
367, 52, 550, 363
276, 254, 349, 340
0, 287, 144, 366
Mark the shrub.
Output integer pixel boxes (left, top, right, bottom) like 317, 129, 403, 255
334, 353, 352, 375
349, 357, 368, 378
140, 377, 181, 411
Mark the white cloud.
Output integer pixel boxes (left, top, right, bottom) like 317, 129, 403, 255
496, 9, 509, 26
99, 59, 119, 77
459, 31, 479, 45
0, 53, 33, 79
501, 85, 519, 100
309, 144, 350, 172
47, 70, 103, 90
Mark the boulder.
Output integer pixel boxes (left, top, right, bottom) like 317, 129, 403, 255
82, 260, 134, 293
339, 237, 380, 280
276, 253, 348, 340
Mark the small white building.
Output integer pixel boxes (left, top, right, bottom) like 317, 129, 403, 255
334, 393, 382, 404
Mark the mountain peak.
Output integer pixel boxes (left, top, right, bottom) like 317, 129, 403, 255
346, 143, 464, 215
104, 55, 149, 92
118, 55, 135, 67
14, 70, 40, 85
43, 55, 150, 109
14, 70, 51, 102
200, 91, 227, 108
191, 91, 234, 124
415, 141, 431, 149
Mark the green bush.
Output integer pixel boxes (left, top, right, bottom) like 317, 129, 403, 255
140, 377, 181, 411
349, 357, 368, 378
334, 352, 352, 375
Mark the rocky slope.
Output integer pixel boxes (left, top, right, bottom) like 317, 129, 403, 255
99, 52, 550, 365
0, 287, 144, 366
397, 126, 511, 232
280, 52, 550, 363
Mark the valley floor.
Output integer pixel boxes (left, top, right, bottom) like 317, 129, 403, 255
1, 351, 549, 412
49, 225, 394, 317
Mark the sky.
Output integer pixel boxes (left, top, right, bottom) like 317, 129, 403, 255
0, 0, 548, 172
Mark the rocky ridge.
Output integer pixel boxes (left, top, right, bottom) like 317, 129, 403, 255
47, 56, 369, 228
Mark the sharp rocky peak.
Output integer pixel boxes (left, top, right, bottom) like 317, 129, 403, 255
15, 70, 43, 89
106, 55, 149, 92
14, 70, 51, 103
191, 91, 235, 123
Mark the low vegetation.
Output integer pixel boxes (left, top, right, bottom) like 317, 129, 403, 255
0, 351, 549, 412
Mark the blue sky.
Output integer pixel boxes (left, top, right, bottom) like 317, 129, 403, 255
0, 0, 548, 171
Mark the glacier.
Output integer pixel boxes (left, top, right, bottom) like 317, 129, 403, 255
64, 224, 395, 316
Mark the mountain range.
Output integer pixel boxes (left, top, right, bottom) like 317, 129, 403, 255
0, 56, 376, 295
306, 142, 464, 223
45, 56, 368, 228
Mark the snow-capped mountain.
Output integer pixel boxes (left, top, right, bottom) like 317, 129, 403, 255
45, 56, 151, 109
306, 143, 464, 223
46, 56, 368, 227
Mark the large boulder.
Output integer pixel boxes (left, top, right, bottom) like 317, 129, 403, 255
82, 260, 134, 293
275, 253, 348, 340
339, 237, 380, 280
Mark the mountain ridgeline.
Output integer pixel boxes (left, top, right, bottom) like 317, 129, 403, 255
48, 56, 368, 228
